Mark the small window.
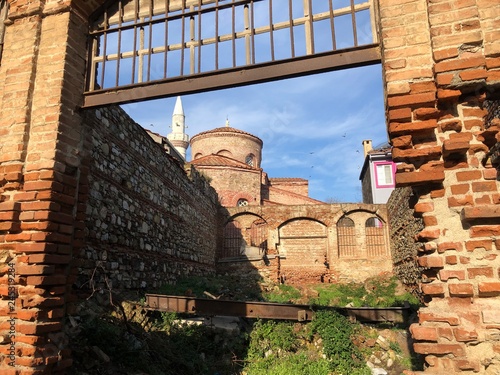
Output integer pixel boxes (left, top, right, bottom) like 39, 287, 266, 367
245, 154, 254, 166
375, 163, 394, 187
237, 199, 248, 207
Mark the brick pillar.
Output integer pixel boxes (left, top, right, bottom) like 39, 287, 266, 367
0, 1, 90, 373
379, 0, 500, 373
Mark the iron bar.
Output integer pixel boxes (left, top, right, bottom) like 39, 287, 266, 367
115, 1, 122, 87
269, 0, 275, 61
145, 294, 410, 323
351, 0, 358, 47
288, 0, 295, 58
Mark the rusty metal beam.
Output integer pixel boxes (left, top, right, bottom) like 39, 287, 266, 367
145, 293, 410, 323
82, 44, 380, 108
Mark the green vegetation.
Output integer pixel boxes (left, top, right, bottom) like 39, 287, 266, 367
311, 276, 420, 308
72, 274, 422, 374
262, 284, 302, 303
311, 311, 370, 375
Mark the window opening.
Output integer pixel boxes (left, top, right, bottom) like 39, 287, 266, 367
365, 217, 385, 257
222, 220, 244, 258
245, 154, 254, 166
374, 162, 394, 187
337, 216, 356, 258
237, 198, 248, 207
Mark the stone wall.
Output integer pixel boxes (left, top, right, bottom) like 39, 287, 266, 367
387, 187, 425, 297
77, 106, 221, 291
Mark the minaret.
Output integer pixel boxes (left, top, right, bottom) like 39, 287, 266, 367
167, 96, 189, 160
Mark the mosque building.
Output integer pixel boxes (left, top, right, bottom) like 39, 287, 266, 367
159, 96, 323, 207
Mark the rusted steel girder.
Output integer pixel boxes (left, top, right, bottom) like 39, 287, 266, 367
145, 294, 410, 323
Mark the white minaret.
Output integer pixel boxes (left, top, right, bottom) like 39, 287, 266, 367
167, 96, 189, 160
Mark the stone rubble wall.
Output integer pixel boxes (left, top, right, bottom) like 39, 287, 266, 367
77, 106, 222, 291
387, 187, 425, 297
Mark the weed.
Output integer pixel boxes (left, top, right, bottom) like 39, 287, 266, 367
311, 310, 370, 375
262, 284, 301, 303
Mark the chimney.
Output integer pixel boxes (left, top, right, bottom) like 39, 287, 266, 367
362, 140, 373, 158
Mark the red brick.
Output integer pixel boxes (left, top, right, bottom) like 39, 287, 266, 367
470, 225, 500, 237
465, 239, 493, 251
396, 170, 445, 186
16, 264, 55, 276
421, 283, 445, 296
471, 181, 498, 192
442, 139, 469, 156
418, 256, 444, 268
448, 195, 473, 207
414, 343, 465, 356
25, 275, 67, 286
414, 202, 434, 214
445, 255, 458, 264
453, 328, 478, 342
388, 107, 412, 121
419, 311, 460, 325
423, 216, 438, 226
448, 283, 474, 297
467, 267, 493, 279
456, 170, 482, 181
389, 119, 438, 135
439, 269, 466, 281
435, 57, 485, 73
387, 92, 437, 108
478, 281, 500, 296
410, 325, 439, 341
451, 184, 469, 195
437, 89, 461, 101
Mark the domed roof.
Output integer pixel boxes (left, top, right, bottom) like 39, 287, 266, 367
190, 126, 263, 146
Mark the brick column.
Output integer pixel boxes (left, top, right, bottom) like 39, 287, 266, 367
0, 1, 89, 373
379, 0, 500, 373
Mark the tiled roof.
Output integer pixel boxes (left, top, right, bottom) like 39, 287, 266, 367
189, 154, 257, 170
191, 126, 263, 144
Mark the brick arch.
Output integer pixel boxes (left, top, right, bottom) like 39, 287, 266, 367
277, 217, 328, 283
222, 212, 268, 259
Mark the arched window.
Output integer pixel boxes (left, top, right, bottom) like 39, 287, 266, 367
237, 199, 248, 207
365, 217, 385, 257
245, 154, 255, 166
193, 152, 203, 160
337, 216, 357, 258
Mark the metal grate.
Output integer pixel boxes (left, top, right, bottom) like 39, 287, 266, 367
221, 220, 244, 258
365, 217, 386, 257
84, 0, 380, 107
337, 216, 357, 258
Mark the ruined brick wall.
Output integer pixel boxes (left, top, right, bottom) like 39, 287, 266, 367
224, 204, 393, 284
76, 106, 221, 291
379, 0, 500, 372
387, 187, 424, 296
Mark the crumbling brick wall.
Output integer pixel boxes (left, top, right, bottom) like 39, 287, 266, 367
379, 0, 500, 372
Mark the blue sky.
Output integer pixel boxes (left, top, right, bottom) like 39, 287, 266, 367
122, 63, 388, 203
